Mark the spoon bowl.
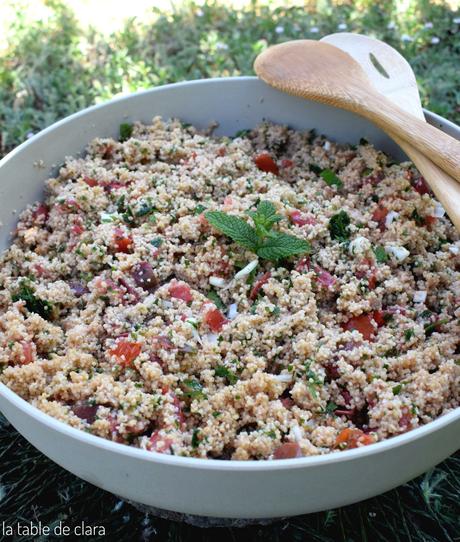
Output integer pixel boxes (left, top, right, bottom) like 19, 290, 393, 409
254, 39, 460, 184
319, 32, 460, 231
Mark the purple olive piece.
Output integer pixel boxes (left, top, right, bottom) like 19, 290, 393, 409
131, 262, 157, 292
69, 281, 89, 297
71, 401, 98, 424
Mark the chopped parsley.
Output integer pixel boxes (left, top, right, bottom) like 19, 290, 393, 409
404, 329, 415, 341
119, 122, 133, 142
182, 379, 206, 400
328, 210, 351, 242
207, 289, 226, 311
214, 365, 238, 385
320, 169, 343, 188
12, 282, 54, 320
392, 384, 403, 395
373, 245, 389, 263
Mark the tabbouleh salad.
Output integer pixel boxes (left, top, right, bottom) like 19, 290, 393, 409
0, 117, 458, 460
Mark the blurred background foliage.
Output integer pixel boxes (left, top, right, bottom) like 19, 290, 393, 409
1, 0, 460, 156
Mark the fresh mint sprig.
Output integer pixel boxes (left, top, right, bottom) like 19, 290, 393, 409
205, 201, 310, 261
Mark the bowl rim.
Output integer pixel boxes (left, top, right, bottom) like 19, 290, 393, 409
0, 75, 459, 472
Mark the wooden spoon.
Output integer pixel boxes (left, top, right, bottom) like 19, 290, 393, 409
319, 32, 460, 231
254, 40, 460, 185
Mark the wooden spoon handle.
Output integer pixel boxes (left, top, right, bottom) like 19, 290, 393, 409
364, 96, 460, 183
390, 132, 460, 231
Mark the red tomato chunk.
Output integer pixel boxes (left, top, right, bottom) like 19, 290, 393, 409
273, 442, 303, 459
204, 308, 228, 332
254, 152, 279, 175
110, 341, 142, 366
169, 282, 193, 303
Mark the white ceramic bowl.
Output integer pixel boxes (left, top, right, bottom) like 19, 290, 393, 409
0, 77, 459, 520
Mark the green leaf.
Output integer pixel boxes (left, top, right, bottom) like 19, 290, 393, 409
320, 169, 343, 188
207, 289, 226, 311
12, 282, 54, 320
309, 163, 322, 175
205, 211, 259, 250
182, 379, 206, 400
374, 245, 389, 263
119, 123, 133, 142
392, 384, 403, 395
328, 211, 351, 242
214, 365, 238, 385
194, 204, 207, 215
256, 232, 310, 261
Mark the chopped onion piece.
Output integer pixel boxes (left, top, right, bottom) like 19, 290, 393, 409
227, 303, 238, 320
348, 236, 371, 256
203, 333, 218, 345
385, 211, 399, 228
188, 324, 202, 345
271, 373, 293, 383
413, 290, 427, 303
234, 259, 258, 280
323, 141, 331, 151
385, 245, 410, 262
292, 425, 303, 442
449, 244, 459, 255
209, 276, 227, 288
433, 203, 445, 218
162, 300, 173, 309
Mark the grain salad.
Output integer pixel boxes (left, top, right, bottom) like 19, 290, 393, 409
0, 118, 459, 460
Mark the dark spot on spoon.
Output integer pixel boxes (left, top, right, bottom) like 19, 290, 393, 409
369, 52, 390, 79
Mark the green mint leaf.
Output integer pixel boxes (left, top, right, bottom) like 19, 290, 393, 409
256, 232, 310, 261
119, 123, 133, 142
205, 211, 259, 251
329, 211, 351, 241
320, 169, 343, 188
392, 384, 403, 395
373, 245, 389, 263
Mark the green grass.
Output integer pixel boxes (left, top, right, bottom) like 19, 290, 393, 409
0, 1, 459, 540
0, 0, 460, 157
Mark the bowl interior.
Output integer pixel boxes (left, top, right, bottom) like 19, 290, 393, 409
0, 76, 412, 252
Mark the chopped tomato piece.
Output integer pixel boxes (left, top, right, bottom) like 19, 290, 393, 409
314, 266, 336, 289
254, 152, 279, 175
169, 282, 193, 303
281, 158, 294, 169
413, 176, 430, 195
424, 215, 437, 228
32, 203, 49, 223
83, 177, 98, 187
273, 442, 302, 459
399, 406, 413, 432
72, 223, 85, 235
204, 308, 228, 332
109, 341, 142, 367
113, 229, 133, 253
342, 312, 384, 341
289, 210, 316, 226
152, 335, 174, 350
372, 206, 389, 231
335, 428, 374, 449
148, 430, 174, 453
249, 271, 271, 300
295, 257, 310, 272
20, 341, 35, 364
372, 310, 386, 327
